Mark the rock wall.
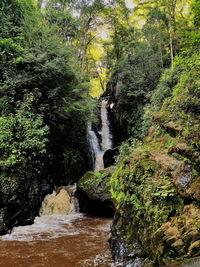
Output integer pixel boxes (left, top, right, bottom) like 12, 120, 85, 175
79, 119, 200, 265
0, 173, 52, 234
109, 121, 200, 266
104, 45, 200, 266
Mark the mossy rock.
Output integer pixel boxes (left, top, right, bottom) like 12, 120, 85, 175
109, 133, 200, 265
78, 167, 115, 207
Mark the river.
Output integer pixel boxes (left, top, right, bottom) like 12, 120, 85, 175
0, 214, 113, 267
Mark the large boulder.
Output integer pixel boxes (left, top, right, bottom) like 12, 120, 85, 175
77, 167, 115, 216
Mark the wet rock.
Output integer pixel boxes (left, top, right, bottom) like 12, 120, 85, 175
110, 212, 142, 265
103, 148, 119, 168
172, 163, 200, 201
169, 143, 192, 156
0, 209, 9, 235
0, 173, 52, 235
39, 187, 78, 216
150, 152, 199, 200
78, 168, 115, 206
110, 213, 130, 261
173, 163, 194, 195
125, 258, 144, 267
150, 152, 180, 171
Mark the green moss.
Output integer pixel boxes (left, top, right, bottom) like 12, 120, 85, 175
79, 170, 110, 189
78, 167, 115, 203
110, 136, 187, 263
112, 150, 184, 225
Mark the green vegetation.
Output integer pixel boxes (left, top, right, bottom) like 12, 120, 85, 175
78, 0, 200, 265
1, 0, 200, 265
0, 0, 95, 233
0, 0, 93, 185
78, 167, 114, 204
79, 170, 110, 189
106, 0, 198, 140
106, 1, 200, 264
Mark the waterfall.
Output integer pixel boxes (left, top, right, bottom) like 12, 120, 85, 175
87, 100, 113, 172
87, 122, 103, 171
41, 0, 47, 8
100, 100, 112, 151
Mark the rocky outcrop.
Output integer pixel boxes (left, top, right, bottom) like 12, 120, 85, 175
103, 22, 200, 266
108, 128, 200, 266
153, 204, 200, 259
0, 174, 52, 235
77, 167, 115, 216
39, 186, 78, 216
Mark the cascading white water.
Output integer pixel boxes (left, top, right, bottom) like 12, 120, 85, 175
87, 122, 104, 171
100, 100, 112, 152
41, 0, 47, 8
87, 100, 113, 172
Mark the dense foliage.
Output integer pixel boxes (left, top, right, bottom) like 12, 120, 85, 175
1, 1, 200, 265
105, 0, 197, 140
0, 0, 93, 186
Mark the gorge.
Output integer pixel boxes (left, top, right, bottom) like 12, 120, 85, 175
0, 0, 200, 266
0, 100, 115, 267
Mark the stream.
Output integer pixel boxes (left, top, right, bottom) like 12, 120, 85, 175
0, 214, 113, 267
0, 99, 114, 267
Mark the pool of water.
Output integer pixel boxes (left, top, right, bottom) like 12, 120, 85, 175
0, 214, 113, 267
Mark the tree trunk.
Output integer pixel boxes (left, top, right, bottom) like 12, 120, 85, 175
169, 31, 174, 65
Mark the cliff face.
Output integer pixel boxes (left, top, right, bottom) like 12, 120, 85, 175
77, 121, 200, 265
108, 52, 200, 266
110, 128, 200, 266
0, 172, 52, 234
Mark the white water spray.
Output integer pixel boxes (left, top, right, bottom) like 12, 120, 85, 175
100, 100, 112, 152
87, 100, 113, 171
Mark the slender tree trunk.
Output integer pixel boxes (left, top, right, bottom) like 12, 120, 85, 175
169, 31, 174, 65
96, 70, 105, 92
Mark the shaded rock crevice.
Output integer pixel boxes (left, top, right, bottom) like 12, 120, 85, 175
77, 168, 115, 217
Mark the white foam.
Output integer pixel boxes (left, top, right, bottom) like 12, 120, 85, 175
1, 213, 83, 242
81, 252, 112, 266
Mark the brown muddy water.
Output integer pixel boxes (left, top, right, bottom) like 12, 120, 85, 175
0, 214, 113, 267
